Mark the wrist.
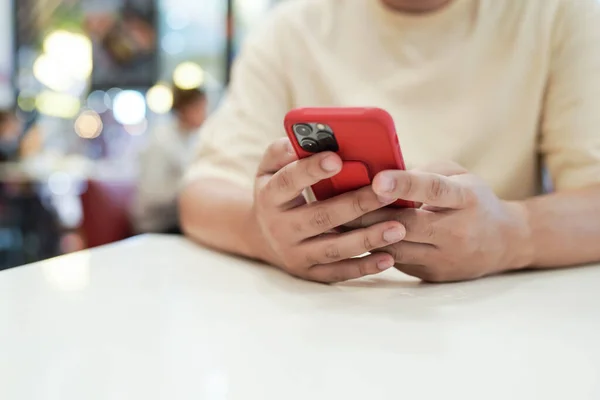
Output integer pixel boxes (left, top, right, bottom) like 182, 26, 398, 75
240, 209, 279, 265
505, 201, 535, 271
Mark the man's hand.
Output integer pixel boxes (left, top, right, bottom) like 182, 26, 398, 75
350, 162, 534, 283
251, 138, 406, 283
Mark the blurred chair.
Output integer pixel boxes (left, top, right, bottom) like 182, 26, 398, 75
80, 180, 135, 248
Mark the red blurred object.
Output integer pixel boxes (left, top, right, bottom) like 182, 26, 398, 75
80, 180, 135, 248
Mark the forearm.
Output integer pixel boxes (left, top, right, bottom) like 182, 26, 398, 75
520, 185, 600, 268
179, 178, 265, 260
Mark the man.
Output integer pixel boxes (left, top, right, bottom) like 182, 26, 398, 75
134, 86, 207, 233
180, 0, 600, 283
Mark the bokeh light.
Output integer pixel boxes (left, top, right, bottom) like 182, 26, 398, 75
162, 32, 185, 55
124, 119, 149, 136
43, 30, 93, 80
33, 54, 75, 92
53, 195, 84, 230
173, 62, 205, 89
146, 84, 173, 114
32, 31, 93, 94
166, 10, 190, 30
75, 110, 103, 139
113, 90, 147, 125
17, 92, 36, 112
87, 90, 111, 114
48, 172, 73, 196
36, 91, 81, 119
105, 88, 123, 110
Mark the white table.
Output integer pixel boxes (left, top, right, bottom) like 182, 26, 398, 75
1, 235, 599, 400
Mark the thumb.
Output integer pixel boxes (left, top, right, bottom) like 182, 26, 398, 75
413, 162, 469, 211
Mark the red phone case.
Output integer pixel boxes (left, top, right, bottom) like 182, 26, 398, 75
284, 107, 414, 208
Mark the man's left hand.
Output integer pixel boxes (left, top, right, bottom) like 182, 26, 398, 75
350, 162, 534, 282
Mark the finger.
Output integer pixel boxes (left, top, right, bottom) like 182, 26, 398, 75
345, 208, 439, 244
344, 209, 396, 230
285, 194, 308, 209
300, 221, 406, 265
257, 138, 298, 176
305, 253, 396, 284
287, 185, 396, 239
409, 164, 467, 208
372, 170, 475, 209
258, 152, 343, 206
382, 241, 438, 266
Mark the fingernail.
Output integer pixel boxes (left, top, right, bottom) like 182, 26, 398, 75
321, 155, 341, 172
377, 259, 394, 271
383, 227, 405, 243
378, 173, 396, 193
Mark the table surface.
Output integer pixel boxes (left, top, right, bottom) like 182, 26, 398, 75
1, 235, 599, 400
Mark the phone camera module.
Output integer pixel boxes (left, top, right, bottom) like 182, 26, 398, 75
301, 138, 320, 153
316, 131, 339, 152
293, 124, 313, 137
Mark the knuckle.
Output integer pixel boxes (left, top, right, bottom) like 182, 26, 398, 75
349, 264, 363, 279
356, 259, 370, 276
331, 272, 348, 283
362, 234, 375, 252
324, 244, 342, 261
276, 167, 295, 191
310, 207, 334, 230
427, 177, 447, 202
304, 253, 320, 267
399, 175, 414, 197
351, 192, 371, 215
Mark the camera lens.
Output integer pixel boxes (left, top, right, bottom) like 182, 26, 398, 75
316, 131, 339, 152
294, 124, 312, 137
301, 138, 320, 153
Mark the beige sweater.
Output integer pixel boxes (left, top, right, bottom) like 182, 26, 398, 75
186, 0, 600, 200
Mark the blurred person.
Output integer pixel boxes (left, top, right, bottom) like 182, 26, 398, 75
0, 110, 42, 162
180, 0, 600, 284
0, 110, 59, 268
133, 86, 207, 234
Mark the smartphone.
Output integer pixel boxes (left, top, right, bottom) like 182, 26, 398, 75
284, 107, 415, 208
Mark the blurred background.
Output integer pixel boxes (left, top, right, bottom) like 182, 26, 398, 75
0, 0, 283, 270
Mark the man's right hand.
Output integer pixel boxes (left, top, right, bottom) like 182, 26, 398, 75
250, 138, 406, 283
